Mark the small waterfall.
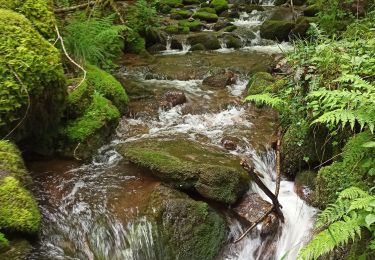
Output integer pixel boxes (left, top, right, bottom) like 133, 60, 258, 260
161, 37, 191, 55
233, 11, 265, 27
222, 149, 317, 260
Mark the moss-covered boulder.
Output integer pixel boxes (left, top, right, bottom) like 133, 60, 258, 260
260, 20, 295, 41
0, 141, 41, 236
303, 4, 320, 17
187, 33, 221, 50
0, 0, 56, 38
221, 34, 243, 49
314, 132, 374, 208
145, 184, 227, 260
157, 0, 183, 13
290, 17, 319, 39
190, 43, 206, 51
117, 139, 250, 204
178, 19, 203, 32
0, 9, 66, 144
171, 8, 192, 19
210, 0, 228, 14
247, 72, 277, 95
192, 11, 219, 22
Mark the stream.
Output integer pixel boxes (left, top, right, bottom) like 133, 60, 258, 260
27, 2, 317, 260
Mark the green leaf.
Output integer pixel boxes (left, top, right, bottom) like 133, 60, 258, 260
365, 214, 375, 226
362, 142, 375, 148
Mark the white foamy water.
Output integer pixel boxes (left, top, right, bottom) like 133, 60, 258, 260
227, 78, 249, 96
233, 11, 265, 27
243, 42, 294, 54
144, 79, 204, 95
223, 149, 317, 260
161, 37, 191, 55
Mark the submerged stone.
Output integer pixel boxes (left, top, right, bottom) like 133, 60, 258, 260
116, 139, 250, 204
145, 184, 228, 260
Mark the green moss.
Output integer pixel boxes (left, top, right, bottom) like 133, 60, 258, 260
178, 19, 203, 31
86, 65, 129, 113
314, 132, 374, 208
170, 9, 191, 19
197, 7, 216, 14
146, 185, 227, 260
0, 9, 66, 142
260, 20, 295, 41
190, 43, 206, 51
247, 72, 276, 95
117, 139, 249, 204
66, 80, 94, 118
157, 0, 183, 11
65, 93, 120, 142
0, 176, 40, 234
210, 0, 228, 13
222, 25, 237, 32
0, 0, 56, 38
0, 232, 9, 251
192, 11, 219, 22
164, 24, 191, 34
0, 141, 28, 182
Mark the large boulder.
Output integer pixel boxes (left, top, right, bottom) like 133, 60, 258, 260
187, 32, 221, 50
144, 184, 228, 260
0, 0, 56, 38
116, 139, 250, 204
0, 141, 40, 259
0, 9, 66, 146
260, 20, 295, 41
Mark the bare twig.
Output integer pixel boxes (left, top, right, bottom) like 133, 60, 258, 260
54, 25, 87, 90
2, 68, 31, 140
53, 0, 103, 13
275, 127, 282, 198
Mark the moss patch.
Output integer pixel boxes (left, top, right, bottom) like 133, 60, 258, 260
170, 9, 192, 19
0, 176, 40, 234
0, 0, 56, 38
178, 19, 203, 31
192, 11, 219, 23
117, 139, 249, 204
146, 184, 227, 259
0, 9, 66, 142
210, 0, 228, 14
0, 232, 9, 251
247, 72, 275, 95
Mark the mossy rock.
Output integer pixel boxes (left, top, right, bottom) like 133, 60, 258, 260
145, 184, 227, 260
314, 132, 374, 208
178, 19, 203, 31
0, 9, 66, 144
197, 7, 217, 14
190, 43, 206, 51
116, 139, 250, 204
290, 17, 319, 39
164, 24, 190, 34
192, 11, 219, 22
187, 33, 221, 50
260, 20, 295, 41
0, 0, 56, 38
210, 0, 228, 14
86, 65, 129, 114
281, 122, 332, 177
183, 0, 200, 4
63, 93, 120, 160
66, 80, 94, 119
221, 34, 243, 49
303, 4, 320, 17
221, 25, 237, 32
157, 0, 183, 11
247, 72, 276, 95
171, 8, 192, 20
0, 141, 40, 235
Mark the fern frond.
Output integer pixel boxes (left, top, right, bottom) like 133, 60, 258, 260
245, 93, 286, 111
335, 74, 373, 91
316, 200, 350, 228
298, 215, 362, 260
349, 196, 375, 211
339, 187, 369, 200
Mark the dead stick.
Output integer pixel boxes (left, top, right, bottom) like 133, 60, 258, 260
275, 127, 282, 198
54, 2, 98, 13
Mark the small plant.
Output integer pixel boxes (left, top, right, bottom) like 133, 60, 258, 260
126, 0, 158, 34
63, 14, 126, 66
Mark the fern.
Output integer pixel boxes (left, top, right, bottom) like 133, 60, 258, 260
63, 14, 127, 66
299, 187, 375, 260
245, 93, 286, 111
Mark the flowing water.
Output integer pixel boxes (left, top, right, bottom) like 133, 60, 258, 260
27, 4, 317, 260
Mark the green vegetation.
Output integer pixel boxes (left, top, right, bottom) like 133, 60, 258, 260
209, 0, 228, 14
0, 232, 9, 251
171, 9, 191, 19
0, 8, 65, 141
192, 11, 219, 22
178, 19, 203, 31
117, 139, 249, 204
0, 0, 56, 38
63, 14, 125, 66
65, 92, 120, 142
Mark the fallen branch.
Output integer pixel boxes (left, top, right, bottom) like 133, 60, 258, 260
53, 1, 102, 13
55, 25, 87, 90
234, 129, 284, 243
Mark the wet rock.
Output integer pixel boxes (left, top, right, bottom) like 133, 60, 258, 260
0, 239, 33, 260
116, 138, 250, 204
213, 18, 232, 31
233, 193, 279, 236
161, 90, 187, 109
145, 184, 228, 260
232, 3, 264, 13
221, 34, 243, 49
144, 28, 168, 47
147, 43, 167, 53
294, 170, 316, 205
190, 43, 206, 51
260, 20, 295, 42
269, 6, 295, 21
203, 70, 237, 88
221, 136, 239, 150
171, 38, 183, 49
187, 32, 221, 50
